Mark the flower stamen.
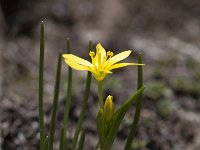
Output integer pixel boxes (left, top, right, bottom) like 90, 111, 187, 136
105, 51, 114, 68
89, 51, 95, 58
89, 51, 95, 63
107, 51, 114, 58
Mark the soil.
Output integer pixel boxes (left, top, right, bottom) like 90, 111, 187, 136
1, 0, 200, 150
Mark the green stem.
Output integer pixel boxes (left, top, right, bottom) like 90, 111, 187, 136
97, 81, 104, 108
124, 53, 143, 150
39, 21, 45, 150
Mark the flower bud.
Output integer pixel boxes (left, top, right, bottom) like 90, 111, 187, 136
104, 95, 115, 122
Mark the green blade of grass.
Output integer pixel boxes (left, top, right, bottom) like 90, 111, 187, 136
60, 39, 73, 150
59, 127, 65, 150
72, 41, 93, 150
124, 53, 144, 150
137, 53, 143, 90
48, 51, 62, 150
39, 21, 45, 150
43, 136, 49, 150
77, 130, 86, 150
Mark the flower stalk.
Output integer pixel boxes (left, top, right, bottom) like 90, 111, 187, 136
97, 81, 104, 108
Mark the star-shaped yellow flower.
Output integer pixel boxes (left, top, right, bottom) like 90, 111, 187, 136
63, 43, 143, 81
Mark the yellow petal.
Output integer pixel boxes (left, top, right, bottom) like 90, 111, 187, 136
96, 43, 106, 58
108, 63, 142, 70
92, 54, 98, 66
109, 50, 131, 66
88, 66, 98, 75
64, 59, 90, 71
100, 69, 112, 74
63, 54, 92, 67
96, 43, 107, 66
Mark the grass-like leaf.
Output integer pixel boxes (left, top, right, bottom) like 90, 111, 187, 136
43, 136, 49, 150
48, 51, 62, 150
124, 53, 144, 150
59, 127, 65, 150
60, 39, 73, 150
71, 41, 92, 150
39, 21, 45, 150
77, 130, 86, 150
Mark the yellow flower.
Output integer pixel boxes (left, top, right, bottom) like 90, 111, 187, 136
63, 43, 143, 81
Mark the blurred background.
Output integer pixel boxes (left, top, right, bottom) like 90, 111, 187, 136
1, 0, 200, 149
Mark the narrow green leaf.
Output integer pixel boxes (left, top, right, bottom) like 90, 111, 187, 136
113, 87, 145, 118
77, 130, 86, 150
124, 53, 144, 150
43, 136, 49, 150
48, 52, 62, 150
103, 86, 145, 150
60, 38, 73, 150
137, 53, 143, 90
59, 127, 65, 150
72, 41, 92, 150
97, 109, 105, 149
39, 21, 45, 150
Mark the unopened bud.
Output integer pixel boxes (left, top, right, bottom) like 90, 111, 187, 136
104, 95, 115, 122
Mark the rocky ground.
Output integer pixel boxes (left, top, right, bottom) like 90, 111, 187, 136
1, 0, 200, 150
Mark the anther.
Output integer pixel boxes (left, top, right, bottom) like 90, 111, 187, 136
107, 51, 114, 59
107, 51, 111, 56
89, 51, 95, 57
